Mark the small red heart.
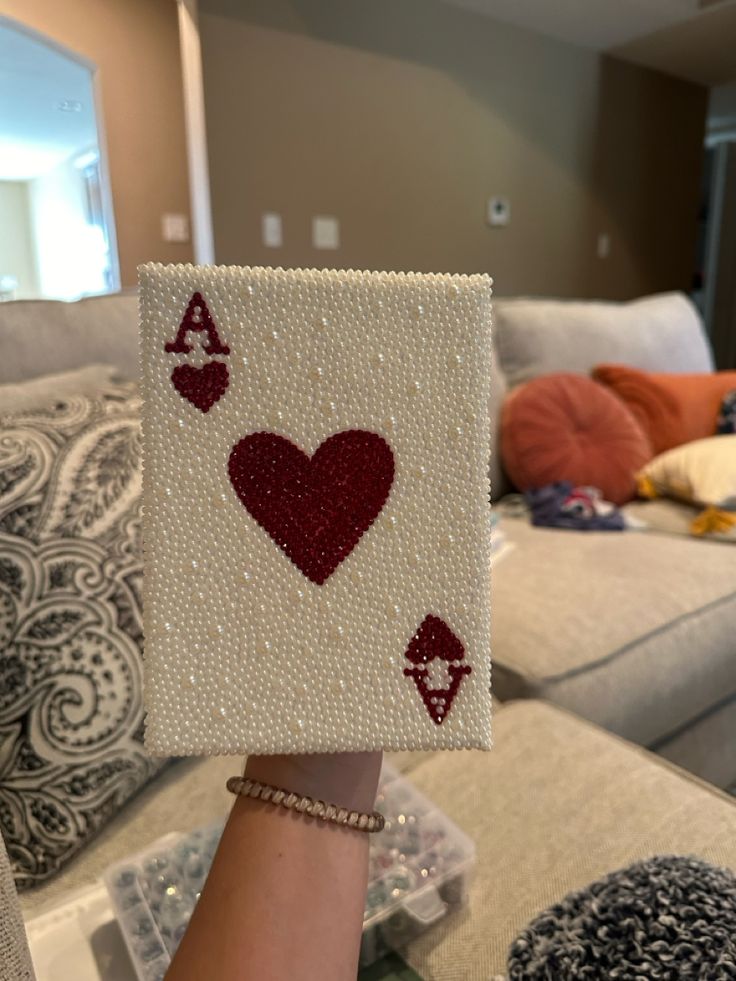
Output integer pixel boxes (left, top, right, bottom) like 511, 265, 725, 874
404, 615, 471, 724
171, 361, 229, 413
228, 430, 394, 584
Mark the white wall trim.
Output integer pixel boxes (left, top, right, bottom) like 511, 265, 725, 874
91, 68, 121, 291
177, 0, 215, 265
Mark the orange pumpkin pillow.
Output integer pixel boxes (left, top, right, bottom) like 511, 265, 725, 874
592, 365, 736, 455
501, 373, 652, 505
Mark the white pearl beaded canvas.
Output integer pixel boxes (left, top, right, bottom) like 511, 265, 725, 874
139, 263, 492, 755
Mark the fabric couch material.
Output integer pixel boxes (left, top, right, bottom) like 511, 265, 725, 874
494, 292, 713, 388
652, 691, 736, 792
0, 292, 139, 383
0, 833, 34, 980
622, 497, 703, 537
402, 701, 736, 980
2, 286, 731, 853
20, 701, 736, 981
491, 518, 736, 769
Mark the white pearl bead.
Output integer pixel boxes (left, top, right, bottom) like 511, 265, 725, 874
139, 263, 492, 755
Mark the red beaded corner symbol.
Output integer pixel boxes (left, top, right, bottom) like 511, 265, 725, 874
165, 292, 230, 413
228, 430, 394, 585
165, 292, 230, 355
171, 361, 229, 414
404, 615, 471, 724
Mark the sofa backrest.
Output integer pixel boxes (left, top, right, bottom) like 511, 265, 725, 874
492, 292, 713, 389
0, 291, 139, 383
0, 289, 711, 503
487, 291, 714, 499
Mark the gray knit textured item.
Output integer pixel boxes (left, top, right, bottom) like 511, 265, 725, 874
507, 855, 736, 980
0, 832, 35, 981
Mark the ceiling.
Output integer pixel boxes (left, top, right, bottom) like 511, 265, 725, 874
441, 0, 727, 50
441, 0, 736, 84
611, 3, 736, 86
0, 19, 99, 181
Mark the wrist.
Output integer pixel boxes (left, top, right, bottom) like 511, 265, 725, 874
244, 752, 382, 814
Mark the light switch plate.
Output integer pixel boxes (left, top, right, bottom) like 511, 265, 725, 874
161, 213, 190, 243
312, 215, 340, 249
262, 213, 283, 248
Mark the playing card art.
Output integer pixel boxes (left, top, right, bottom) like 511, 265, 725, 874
139, 264, 492, 755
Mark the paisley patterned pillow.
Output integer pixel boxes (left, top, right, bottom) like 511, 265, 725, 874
0, 382, 165, 890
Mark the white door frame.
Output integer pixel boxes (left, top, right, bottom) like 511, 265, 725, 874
177, 0, 215, 265
0, 14, 122, 293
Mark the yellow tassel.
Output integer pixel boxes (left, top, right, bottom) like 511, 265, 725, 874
691, 506, 736, 537
637, 475, 658, 500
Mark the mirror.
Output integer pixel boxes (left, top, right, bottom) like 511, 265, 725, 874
0, 19, 119, 301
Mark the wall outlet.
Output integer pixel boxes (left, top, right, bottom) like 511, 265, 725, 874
161, 213, 190, 243
487, 197, 510, 227
312, 215, 340, 249
262, 212, 283, 248
597, 232, 611, 259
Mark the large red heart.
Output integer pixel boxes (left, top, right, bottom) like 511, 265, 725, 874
404, 615, 471, 724
171, 361, 229, 413
228, 430, 394, 584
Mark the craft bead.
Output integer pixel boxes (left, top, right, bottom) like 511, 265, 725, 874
139, 264, 492, 754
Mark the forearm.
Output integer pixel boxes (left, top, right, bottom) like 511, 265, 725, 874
166, 753, 382, 981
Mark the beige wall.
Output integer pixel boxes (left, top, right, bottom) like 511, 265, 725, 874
1, 0, 193, 286
0, 181, 38, 298
200, 0, 707, 300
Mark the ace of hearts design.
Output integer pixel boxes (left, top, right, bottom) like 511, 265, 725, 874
139, 263, 492, 755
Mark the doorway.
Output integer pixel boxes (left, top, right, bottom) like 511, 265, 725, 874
0, 18, 119, 301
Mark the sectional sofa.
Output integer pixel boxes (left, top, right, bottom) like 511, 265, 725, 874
2, 288, 734, 979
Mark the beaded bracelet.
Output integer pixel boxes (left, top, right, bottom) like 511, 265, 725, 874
226, 776, 385, 833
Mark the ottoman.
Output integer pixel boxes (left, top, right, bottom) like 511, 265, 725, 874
19, 702, 736, 981
403, 700, 736, 980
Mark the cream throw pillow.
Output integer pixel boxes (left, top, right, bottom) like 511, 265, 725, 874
637, 435, 736, 509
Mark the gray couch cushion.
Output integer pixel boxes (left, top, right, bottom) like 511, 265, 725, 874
494, 292, 713, 388
403, 701, 736, 980
0, 833, 33, 981
492, 519, 736, 767
653, 692, 736, 792
0, 292, 138, 383
0, 365, 121, 415
22, 700, 736, 981
0, 292, 516, 504
622, 498, 703, 538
